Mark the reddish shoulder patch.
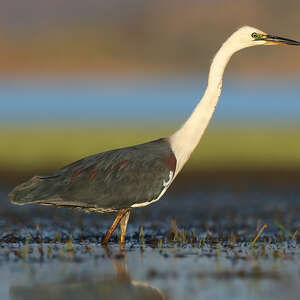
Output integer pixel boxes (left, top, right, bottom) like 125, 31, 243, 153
72, 169, 85, 180
117, 160, 129, 170
107, 160, 129, 174
165, 154, 177, 172
89, 168, 97, 181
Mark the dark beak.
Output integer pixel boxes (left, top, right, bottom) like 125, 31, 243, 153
264, 34, 300, 46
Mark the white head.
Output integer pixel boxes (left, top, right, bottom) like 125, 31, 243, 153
227, 26, 300, 51
169, 25, 300, 172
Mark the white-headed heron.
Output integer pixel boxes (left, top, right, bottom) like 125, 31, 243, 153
9, 26, 300, 246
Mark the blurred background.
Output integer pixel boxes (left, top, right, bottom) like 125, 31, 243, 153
1, 4, 300, 299
1, 0, 300, 188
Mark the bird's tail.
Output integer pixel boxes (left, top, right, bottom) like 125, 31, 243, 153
8, 175, 59, 205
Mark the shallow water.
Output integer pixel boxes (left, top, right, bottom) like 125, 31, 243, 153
4, 244, 300, 300
1, 184, 300, 300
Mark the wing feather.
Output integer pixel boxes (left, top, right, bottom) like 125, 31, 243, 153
9, 138, 177, 210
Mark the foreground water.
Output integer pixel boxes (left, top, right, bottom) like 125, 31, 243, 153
1, 182, 300, 300
5, 244, 300, 300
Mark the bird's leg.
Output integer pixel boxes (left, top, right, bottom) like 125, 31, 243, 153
102, 209, 130, 245
119, 210, 130, 247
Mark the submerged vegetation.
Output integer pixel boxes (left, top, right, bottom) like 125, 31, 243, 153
0, 215, 298, 262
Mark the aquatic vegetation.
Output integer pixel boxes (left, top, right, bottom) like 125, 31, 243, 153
0, 214, 298, 264
251, 224, 267, 246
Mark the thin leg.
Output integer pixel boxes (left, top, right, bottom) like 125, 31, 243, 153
102, 209, 130, 245
119, 210, 130, 246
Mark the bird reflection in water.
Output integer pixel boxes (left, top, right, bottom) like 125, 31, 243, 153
10, 250, 165, 300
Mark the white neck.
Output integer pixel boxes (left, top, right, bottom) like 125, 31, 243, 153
169, 37, 242, 175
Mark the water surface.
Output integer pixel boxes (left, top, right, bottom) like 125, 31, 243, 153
1, 183, 300, 300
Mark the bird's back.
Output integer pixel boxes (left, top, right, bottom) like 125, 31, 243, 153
9, 138, 177, 212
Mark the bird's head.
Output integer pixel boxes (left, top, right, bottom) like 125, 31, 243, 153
228, 26, 300, 50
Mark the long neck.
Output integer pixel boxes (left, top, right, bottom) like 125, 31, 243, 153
169, 39, 239, 173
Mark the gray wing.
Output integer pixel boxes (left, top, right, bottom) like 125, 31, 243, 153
9, 138, 177, 211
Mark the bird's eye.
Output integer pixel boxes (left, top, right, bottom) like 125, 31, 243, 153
251, 32, 258, 39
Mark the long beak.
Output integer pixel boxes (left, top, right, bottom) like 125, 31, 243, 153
264, 34, 300, 46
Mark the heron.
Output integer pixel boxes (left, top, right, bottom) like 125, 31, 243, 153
8, 26, 300, 246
